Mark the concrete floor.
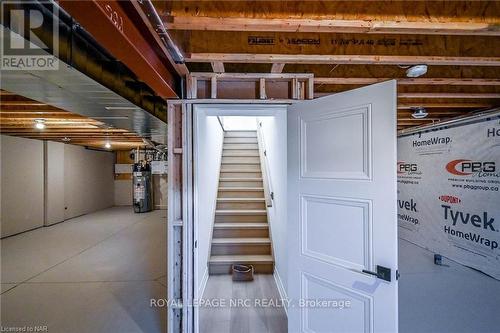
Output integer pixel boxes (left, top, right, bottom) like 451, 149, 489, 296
2, 207, 499, 333
1, 207, 166, 333
399, 238, 500, 333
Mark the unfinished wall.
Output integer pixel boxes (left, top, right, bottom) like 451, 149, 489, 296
194, 113, 224, 295
258, 114, 288, 296
0, 135, 44, 237
63, 144, 114, 219
0, 136, 115, 237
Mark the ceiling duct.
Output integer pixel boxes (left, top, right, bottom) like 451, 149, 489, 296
0, 1, 170, 123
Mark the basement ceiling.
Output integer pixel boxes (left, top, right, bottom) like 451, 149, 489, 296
0, 90, 146, 150
155, 0, 500, 130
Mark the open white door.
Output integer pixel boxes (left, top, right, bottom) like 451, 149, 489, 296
287, 80, 398, 332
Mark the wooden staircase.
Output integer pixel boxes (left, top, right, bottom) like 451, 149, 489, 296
208, 130, 274, 275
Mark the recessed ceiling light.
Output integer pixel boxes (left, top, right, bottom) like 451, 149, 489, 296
406, 64, 428, 78
104, 141, 112, 149
34, 119, 46, 130
411, 107, 429, 119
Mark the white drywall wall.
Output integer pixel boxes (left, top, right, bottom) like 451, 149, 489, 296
1, 135, 44, 237
45, 141, 65, 225
114, 179, 132, 206
1, 137, 116, 236
258, 114, 288, 295
153, 174, 168, 209
63, 144, 114, 219
194, 113, 224, 295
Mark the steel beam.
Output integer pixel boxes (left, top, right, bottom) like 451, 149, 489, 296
59, 0, 180, 98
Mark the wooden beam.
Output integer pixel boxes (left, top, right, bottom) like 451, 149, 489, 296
315, 92, 500, 99
397, 102, 492, 109
270, 63, 285, 74
314, 78, 500, 86
186, 53, 500, 66
165, 16, 500, 36
211, 76, 217, 99
211, 61, 225, 73
259, 78, 266, 99
398, 92, 500, 99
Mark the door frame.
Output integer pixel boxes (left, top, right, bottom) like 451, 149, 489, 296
168, 93, 398, 332
191, 103, 288, 333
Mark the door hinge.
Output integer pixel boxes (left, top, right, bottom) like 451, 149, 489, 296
362, 265, 391, 282
396, 270, 400, 280
264, 150, 267, 156
270, 192, 274, 200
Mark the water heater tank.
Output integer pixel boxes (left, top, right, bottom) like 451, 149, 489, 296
133, 163, 153, 213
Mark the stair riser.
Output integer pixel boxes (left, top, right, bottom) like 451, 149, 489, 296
219, 180, 263, 188
222, 156, 260, 164
209, 262, 273, 275
223, 150, 259, 157
224, 131, 257, 138
213, 228, 269, 238
220, 172, 262, 178
221, 164, 261, 171
217, 201, 266, 210
218, 190, 265, 198
224, 137, 258, 144
211, 243, 271, 255
224, 143, 259, 150
215, 214, 267, 223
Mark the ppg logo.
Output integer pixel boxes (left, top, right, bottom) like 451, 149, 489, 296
397, 162, 418, 174
446, 159, 496, 176
1, 1, 59, 70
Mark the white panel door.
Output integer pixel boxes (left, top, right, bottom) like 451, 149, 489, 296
287, 80, 398, 333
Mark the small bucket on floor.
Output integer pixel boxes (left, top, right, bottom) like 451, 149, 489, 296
232, 264, 254, 281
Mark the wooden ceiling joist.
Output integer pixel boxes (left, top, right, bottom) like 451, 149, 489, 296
165, 16, 500, 36
186, 53, 500, 66
0, 90, 145, 150
397, 102, 492, 109
314, 78, 500, 86
398, 92, 500, 99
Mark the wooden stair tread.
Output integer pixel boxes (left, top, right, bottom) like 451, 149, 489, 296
221, 161, 260, 164
219, 178, 263, 181
217, 198, 265, 202
216, 210, 267, 215
214, 223, 268, 228
209, 254, 273, 263
219, 187, 264, 191
212, 237, 270, 244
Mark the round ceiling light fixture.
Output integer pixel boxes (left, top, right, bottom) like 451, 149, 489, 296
104, 141, 112, 149
61, 137, 71, 142
406, 64, 428, 78
411, 107, 429, 119
34, 119, 46, 130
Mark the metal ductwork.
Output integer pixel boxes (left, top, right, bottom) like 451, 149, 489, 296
0, 1, 174, 123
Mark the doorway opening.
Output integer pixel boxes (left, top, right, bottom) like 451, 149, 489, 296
193, 105, 288, 333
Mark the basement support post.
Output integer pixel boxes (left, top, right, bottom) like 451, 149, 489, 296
167, 103, 184, 332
